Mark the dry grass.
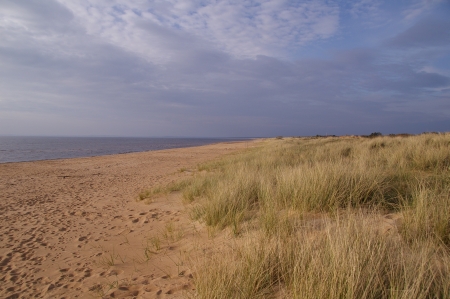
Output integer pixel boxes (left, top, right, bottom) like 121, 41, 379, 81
149, 134, 450, 298
137, 180, 191, 203
193, 211, 450, 299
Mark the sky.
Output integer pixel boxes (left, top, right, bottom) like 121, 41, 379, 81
1, 0, 449, 137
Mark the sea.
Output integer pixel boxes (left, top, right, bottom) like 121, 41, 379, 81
0, 136, 249, 164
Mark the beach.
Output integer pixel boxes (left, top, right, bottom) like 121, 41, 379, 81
0, 140, 258, 298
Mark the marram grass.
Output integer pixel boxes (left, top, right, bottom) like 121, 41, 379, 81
147, 134, 450, 298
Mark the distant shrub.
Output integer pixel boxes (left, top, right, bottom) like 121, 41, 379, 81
369, 132, 382, 138
396, 133, 412, 137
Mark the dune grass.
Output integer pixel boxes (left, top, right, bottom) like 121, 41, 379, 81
144, 134, 450, 298
137, 179, 191, 203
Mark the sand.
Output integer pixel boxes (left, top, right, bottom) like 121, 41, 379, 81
0, 140, 259, 299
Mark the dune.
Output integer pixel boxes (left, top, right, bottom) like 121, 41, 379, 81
0, 140, 259, 298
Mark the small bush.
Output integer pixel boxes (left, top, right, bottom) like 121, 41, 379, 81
369, 132, 382, 138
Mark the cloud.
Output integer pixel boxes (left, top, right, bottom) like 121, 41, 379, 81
402, 0, 444, 21
0, 0, 73, 32
387, 17, 450, 48
54, 0, 340, 61
348, 0, 383, 24
1, 0, 450, 137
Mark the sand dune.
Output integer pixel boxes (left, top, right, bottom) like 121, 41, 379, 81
0, 140, 258, 298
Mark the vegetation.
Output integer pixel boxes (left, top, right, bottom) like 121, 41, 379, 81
137, 180, 190, 203
149, 133, 450, 298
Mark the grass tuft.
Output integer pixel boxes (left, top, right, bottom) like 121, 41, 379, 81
145, 134, 450, 298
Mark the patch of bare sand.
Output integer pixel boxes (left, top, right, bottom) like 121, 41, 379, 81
0, 140, 260, 298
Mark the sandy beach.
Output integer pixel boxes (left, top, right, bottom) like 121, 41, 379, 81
0, 140, 258, 298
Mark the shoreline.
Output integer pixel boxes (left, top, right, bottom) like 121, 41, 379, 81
0, 137, 260, 165
0, 139, 260, 298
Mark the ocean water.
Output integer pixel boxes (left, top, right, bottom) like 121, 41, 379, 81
0, 136, 246, 164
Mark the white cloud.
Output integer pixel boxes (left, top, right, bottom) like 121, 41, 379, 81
402, 0, 443, 21
53, 0, 339, 62
1, 0, 449, 136
347, 0, 391, 29
421, 66, 450, 78
350, 0, 381, 18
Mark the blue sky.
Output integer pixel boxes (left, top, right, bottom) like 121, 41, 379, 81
1, 0, 449, 137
